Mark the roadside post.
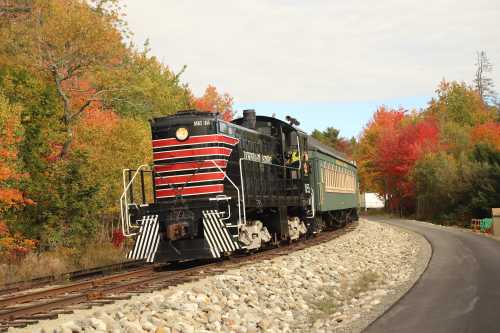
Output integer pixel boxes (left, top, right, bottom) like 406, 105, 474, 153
493, 208, 500, 237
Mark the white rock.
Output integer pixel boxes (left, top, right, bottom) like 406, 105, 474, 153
89, 318, 106, 331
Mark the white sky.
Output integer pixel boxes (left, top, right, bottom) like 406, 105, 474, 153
123, 0, 500, 103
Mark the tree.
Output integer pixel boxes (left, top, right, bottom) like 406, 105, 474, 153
74, 109, 151, 218
428, 80, 493, 127
0, 0, 32, 20
474, 51, 497, 105
471, 122, 500, 150
193, 85, 234, 121
33, 152, 102, 249
311, 127, 353, 156
0, 93, 36, 261
107, 46, 191, 119
0, 95, 32, 223
468, 144, 500, 218
355, 106, 406, 194
356, 106, 440, 214
1, 0, 127, 158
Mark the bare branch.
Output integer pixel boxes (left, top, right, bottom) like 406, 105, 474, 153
474, 51, 497, 104
174, 64, 187, 81
68, 87, 128, 121
69, 100, 92, 122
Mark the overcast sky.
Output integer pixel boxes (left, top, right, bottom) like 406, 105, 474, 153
122, 0, 500, 137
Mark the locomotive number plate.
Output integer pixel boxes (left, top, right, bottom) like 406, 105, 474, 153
193, 120, 210, 126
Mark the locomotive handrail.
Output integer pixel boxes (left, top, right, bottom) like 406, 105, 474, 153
296, 134, 302, 171
307, 185, 315, 218
239, 158, 248, 225
209, 195, 232, 221
209, 160, 243, 227
120, 164, 151, 237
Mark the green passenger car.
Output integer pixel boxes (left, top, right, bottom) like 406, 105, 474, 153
308, 137, 359, 227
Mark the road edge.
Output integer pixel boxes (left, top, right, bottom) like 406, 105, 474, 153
357, 218, 433, 333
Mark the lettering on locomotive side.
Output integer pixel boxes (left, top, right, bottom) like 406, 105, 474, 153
243, 151, 272, 164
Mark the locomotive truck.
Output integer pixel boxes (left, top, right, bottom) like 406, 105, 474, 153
120, 109, 359, 262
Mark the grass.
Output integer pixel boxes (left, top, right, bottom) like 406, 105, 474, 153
0, 241, 126, 286
309, 270, 380, 322
78, 241, 128, 270
359, 208, 397, 218
349, 270, 379, 295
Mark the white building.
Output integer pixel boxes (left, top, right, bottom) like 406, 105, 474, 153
360, 193, 385, 210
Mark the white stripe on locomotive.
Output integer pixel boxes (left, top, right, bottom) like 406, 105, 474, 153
136, 216, 154, 259
127, 215, 160, 262
206, 211, 232, 252
203, 211, 227, 253
146, 223, 160, 262
202, 210, 242, 257
202, 212, 221, 258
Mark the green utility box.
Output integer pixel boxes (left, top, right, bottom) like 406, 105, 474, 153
493, 208, 500, 237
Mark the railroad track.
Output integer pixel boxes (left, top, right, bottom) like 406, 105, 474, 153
0, 222, 357, 331
0, 259, 148, 297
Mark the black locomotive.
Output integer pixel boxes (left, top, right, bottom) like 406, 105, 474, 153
121, 110, 359, 262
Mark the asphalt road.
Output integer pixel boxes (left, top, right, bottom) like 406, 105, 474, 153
365, 218, 500, 333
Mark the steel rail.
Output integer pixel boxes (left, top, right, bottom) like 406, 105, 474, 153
0, 266, 206, 323
0, 266, 155, 308
0, 259, 147, 296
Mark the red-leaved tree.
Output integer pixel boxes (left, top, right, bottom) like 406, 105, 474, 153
193, 85, 234, 121
357, 107, 440, 213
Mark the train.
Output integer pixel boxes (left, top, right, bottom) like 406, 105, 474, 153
120, 109, 359, 262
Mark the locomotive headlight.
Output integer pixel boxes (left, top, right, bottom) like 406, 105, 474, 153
175, 127, 189, 141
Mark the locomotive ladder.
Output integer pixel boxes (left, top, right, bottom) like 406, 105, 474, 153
202, 210, 241, 258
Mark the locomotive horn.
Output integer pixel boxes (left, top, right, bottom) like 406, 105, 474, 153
286, 115, 300, 126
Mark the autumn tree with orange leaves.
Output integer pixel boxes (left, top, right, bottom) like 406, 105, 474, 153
193, 85, 234, 121
0, 95, 37, 261
0, 95, 31, 217
3, 0, 127, 158
471, 122, 500, 150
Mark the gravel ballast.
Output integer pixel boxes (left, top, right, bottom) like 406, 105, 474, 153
12, 218, 431, 333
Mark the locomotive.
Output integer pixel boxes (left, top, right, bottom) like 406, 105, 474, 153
120, 110, 359, 262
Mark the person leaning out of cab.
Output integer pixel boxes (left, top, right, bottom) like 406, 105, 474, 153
287, 150, 300, 168
287, 150, 310, 174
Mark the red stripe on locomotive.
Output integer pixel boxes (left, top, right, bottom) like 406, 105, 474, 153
154, 160, 228, 173
155, 172, 225, 185
155, 184, 224, 198
153, 134, 239, 148
153, 147, 232, 161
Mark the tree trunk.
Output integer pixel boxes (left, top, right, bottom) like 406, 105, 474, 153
52, 68, 73, 159
60, 124, 72, 159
